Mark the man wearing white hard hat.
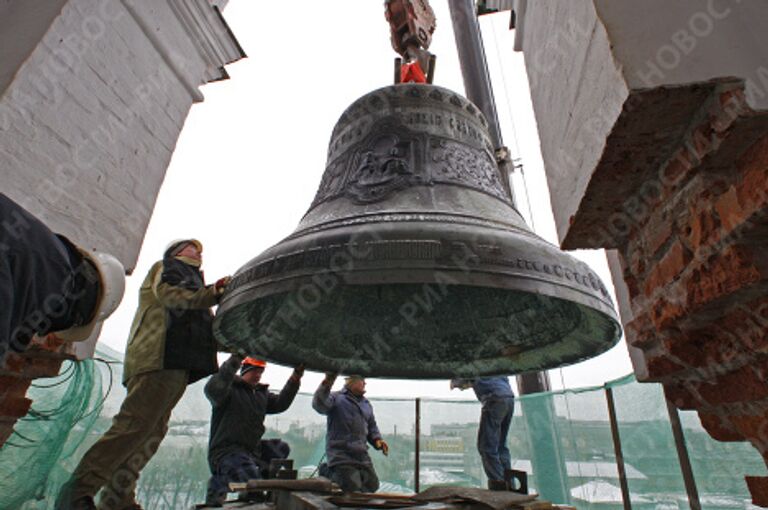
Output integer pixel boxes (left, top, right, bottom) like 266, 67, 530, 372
57, 238, 231, 510
0, 192, 125, 367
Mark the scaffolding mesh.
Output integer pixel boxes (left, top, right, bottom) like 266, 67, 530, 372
0, 351, 765, 509
0, 359, 102, 509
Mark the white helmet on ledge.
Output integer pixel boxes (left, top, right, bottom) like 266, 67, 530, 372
55, 250, 126, 343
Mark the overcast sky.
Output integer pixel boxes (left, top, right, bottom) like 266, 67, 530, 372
98, 1, 632, 397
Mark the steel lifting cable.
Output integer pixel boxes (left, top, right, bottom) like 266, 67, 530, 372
488, 17, 590, 489
488, 16, 536, 232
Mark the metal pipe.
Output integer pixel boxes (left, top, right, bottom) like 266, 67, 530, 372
448, 0, 515, 203
415, 397, 421, 493
605, 386, 632, 510
666, 398, 701, 510
517, 372, 551, 395
448, 0, 503, 149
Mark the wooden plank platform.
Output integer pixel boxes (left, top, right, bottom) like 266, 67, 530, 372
195, 480, 561, 510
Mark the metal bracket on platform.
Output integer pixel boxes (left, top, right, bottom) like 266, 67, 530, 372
506, 468, 529, 495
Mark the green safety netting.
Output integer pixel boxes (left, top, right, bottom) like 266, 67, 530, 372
0, 349, 765, 509
0, 358, 103, 509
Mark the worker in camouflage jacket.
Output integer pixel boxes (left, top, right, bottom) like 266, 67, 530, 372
312, 374, 388, 493
204, 355, 303, 506
57, 239, 230, 510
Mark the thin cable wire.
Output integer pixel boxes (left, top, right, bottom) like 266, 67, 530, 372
309, 453, 327, 479
75, 357, 117, 422
489, 17, 537, 232
559, 367, 587, 487
30, 361, 76, 388
489, 18, 522, 160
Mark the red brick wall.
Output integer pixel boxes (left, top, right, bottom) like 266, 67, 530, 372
0, 335, 73, 446
611, 85, 768, 504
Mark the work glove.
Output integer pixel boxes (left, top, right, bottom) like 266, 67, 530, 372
214, 276, 232, 295
291, 363, 305, 382
224, 354, 243, 373
450, 378, 473, 390
323, 372, 337, 386
374, 439, 389, 456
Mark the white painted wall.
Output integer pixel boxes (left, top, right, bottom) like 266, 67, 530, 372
596, 0, 768, 110
515, 0, 629, 244
0, 0, 67, 97
0, 0, 242, 272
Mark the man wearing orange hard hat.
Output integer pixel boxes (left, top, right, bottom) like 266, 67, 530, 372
204, 354, 304, 506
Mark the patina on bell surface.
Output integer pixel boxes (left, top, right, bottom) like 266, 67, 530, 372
214, 84, 621, 378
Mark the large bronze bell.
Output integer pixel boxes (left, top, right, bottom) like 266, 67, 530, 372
214, 84, 621, 378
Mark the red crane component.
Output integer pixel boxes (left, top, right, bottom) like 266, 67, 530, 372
385, 0, 436, 84
400, 61, 427, 84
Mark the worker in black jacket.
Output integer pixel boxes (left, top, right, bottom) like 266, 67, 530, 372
204, 355, 304, 506
0, 192, 124, 367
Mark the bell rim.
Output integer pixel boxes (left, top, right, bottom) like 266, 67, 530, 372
213, 285, 621, 379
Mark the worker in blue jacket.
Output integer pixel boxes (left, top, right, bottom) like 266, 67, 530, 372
312, 374, 389, 493
451, 376, 515, 489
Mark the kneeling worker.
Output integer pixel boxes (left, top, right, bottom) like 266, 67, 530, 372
312, 374, 388, 493
205, 355, 304, 506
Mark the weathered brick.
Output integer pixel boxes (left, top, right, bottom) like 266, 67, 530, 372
664, 383, 699, 409
645, 354, 686, 380
626, 244, 646, 281
648, 297, 686, 331
716, 301, 768, 357
684, 205, 719, 254
715, 186, 748, 234
728, 413, 768, 448
645, 218, 673, 258
644, 240, 691, 297
687, 246, 762, 311
20, 357, 64, 379
663, 326, 750, 370
698, 411, 743, 442
714, 88, 748, 132
698, 361, 768, 406
659, 150, 694, 194
0, 421, 15, 446
26, 333, 67, 354
746, 477, 768, 507
0, 396, 32, 419
0, 376, 31, 400
624, 315, 657, 350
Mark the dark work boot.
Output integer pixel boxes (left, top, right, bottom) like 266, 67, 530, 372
487, 479, 507, 491
55, 496, 96, 510
54, 480, 96, 510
